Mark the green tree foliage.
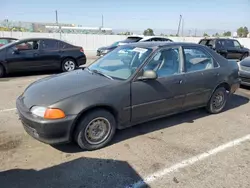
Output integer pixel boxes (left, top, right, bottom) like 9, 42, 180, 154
237, 27, 249, 37
143, 28, 155, 36
223, 31, 232, 37
203, 33, 209, 37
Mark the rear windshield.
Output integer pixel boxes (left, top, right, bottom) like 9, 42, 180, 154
122, 37, 143, 43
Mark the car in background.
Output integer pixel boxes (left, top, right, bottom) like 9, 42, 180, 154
97, 41, 122, 56
119, 35, 173, 45
0, 38, 86, 77
17, 42, 240, 151
0, 37, 18, 47
97, 36, 173, 56
199, 38, 249, 60
238, 57, 250, 86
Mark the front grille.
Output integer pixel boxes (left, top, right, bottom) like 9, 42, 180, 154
240, 65, 250, 72
241, 77, 250, 83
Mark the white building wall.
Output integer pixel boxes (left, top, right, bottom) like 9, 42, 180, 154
1, 32, 250, 57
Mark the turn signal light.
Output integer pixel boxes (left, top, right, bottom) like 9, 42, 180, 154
44, 109, 66, 119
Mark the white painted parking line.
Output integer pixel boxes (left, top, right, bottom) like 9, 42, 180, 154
0, 108, 17, 113
127, 134, 250, 188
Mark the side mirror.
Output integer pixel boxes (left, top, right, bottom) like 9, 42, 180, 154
241, 45, 244, 48
12, 47, 19, 54
137, 70, 158, 81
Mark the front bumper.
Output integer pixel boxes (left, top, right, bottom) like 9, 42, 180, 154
230, 78, 241, 94
16, 97, 77, 145
239, 71, 250, 86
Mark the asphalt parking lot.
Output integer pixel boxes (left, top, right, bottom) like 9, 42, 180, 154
1, 59, 250, 188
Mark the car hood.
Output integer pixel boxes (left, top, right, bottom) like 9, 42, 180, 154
21, 70, 115, 109
240, 57, 250, 67
243, 47, 250, 52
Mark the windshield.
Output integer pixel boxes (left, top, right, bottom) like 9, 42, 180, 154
88, 46, 152, 80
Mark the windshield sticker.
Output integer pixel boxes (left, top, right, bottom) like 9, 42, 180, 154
132, 47, 148, 53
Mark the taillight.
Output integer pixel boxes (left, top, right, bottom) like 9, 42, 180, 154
80, 47, 84, 53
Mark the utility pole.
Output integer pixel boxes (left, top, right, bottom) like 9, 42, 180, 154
102, 14, 104, 28
55, 10, 58, 24
176, 14, 182, 36
55, 10, 61, 39
181, 17, 184, 37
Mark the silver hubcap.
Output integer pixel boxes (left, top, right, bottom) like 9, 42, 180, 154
212, 91, 225, 109
84, 117, 111, 145
64, 61, 75, 71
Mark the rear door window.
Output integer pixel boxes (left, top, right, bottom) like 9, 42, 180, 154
59, 41, 73, 49
41, 39, 58, 50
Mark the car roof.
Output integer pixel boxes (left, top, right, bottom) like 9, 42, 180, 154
17, 37, 61, 42
0, 37, 18, 40
201, 38, 236, 41
125, 41, 201, 49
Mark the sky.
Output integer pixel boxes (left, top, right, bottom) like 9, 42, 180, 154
1, 0, 250, 33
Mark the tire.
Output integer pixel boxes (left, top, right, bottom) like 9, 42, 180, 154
62, 58, 77, 72
74, 109, 116, 151
0, 64, 5, 78
241, 53, 248, 60
206, 87, 228, 114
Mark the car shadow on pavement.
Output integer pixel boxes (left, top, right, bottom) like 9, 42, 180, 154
0, 157, 148, 188
53, 93, 249, 153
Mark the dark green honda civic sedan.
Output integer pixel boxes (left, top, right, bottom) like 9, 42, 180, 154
16, 42, 240, 150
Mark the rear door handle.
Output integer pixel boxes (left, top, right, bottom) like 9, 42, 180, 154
33, 53, 39, 57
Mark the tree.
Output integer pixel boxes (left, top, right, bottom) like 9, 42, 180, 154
143, 28, 155, 36
223, 31, 232, 37
203, 33, 209, 37
212, 32, 220, 37
237, 27, 249, 37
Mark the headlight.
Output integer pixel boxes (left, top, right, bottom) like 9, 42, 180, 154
30, 106, 47, 118
237, 61, 241, 70
30, 106, 66, 119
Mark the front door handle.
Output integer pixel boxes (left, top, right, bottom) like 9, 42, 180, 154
174, 80, 183, 84
33, 53, 39, 57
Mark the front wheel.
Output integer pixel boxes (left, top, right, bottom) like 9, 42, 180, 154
62, 58, 76, 72
206, 87, 228, 114
241, 53, 248, 60
74, 109, 116, 151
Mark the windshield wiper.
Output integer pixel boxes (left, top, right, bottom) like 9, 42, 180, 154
91, 69, 113, 80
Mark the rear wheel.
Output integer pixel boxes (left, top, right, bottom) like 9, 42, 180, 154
206, 87, 228, 114
0, 64, 5, 78
74, 109, 116, 150
62, 58, 76, 72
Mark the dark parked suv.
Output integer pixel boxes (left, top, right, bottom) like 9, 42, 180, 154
199, 38, 249, 60
0, 38, 86, 77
